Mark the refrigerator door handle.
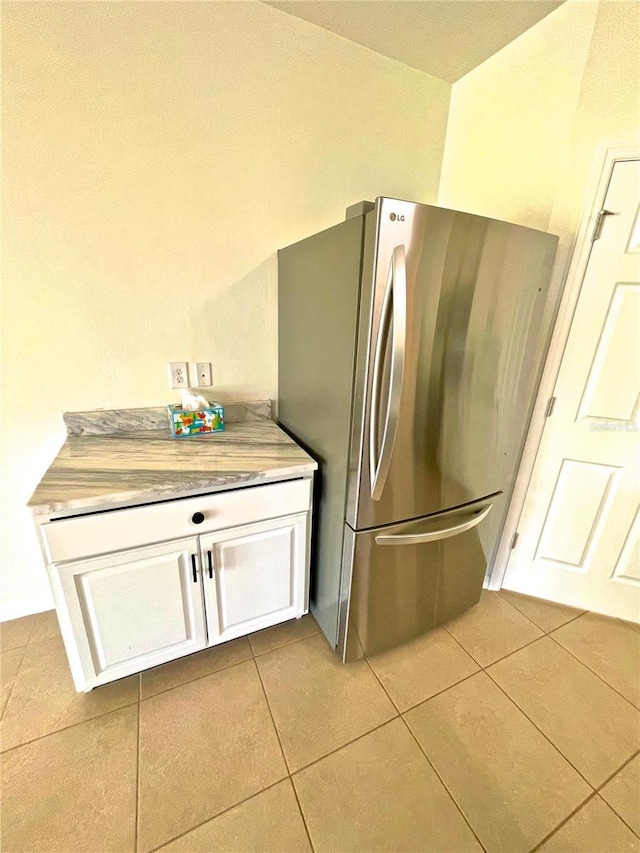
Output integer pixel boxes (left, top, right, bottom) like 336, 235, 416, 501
370, 244, 407, 500
375, 503, 493, 545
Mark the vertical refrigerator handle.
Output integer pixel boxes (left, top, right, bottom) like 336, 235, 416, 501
370, 244, 407, 500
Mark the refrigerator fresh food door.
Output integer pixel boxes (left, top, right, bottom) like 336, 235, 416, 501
338, 495, 499, 662
347, 198, 558, 531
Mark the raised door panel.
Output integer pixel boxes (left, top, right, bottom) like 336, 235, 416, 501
57, 537, 206, 689
201, 513, 309, 643
577, 282, 640, 423
535, 460, 621, 570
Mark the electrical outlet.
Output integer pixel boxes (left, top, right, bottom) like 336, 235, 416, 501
168, 362, 188, 389
195, 362, 212, 386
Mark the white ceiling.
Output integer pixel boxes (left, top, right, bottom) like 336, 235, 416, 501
265, 1, 564, 83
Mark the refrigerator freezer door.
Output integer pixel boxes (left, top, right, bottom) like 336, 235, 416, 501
338, 496, 498, 662
347, 198, 558, 533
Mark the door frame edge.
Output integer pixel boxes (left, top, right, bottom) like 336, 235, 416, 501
487, 138, 640, 591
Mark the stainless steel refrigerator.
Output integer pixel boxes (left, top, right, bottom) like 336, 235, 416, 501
278, 197, 558, 661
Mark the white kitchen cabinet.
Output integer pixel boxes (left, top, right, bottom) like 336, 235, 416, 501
42, 478, 312, 691
201, 512, 308, 644
57, 538, 207, 689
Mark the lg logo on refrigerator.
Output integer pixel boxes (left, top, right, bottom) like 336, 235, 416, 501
389, 213, 405, 221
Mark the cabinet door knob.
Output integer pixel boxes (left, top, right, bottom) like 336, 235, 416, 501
191, 512, 205, 525
207, 550, 213, 579
191, 554, 198, 583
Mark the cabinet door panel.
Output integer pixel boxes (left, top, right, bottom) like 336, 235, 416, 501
202, 513, 309, 643
57, 538, 206, 688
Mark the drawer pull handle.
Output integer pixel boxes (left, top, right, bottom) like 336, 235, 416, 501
207, 550, 213, 579
192, 512, 205, 525
191, 554, 198, 583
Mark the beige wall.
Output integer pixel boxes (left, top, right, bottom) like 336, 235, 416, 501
439, 0, 639, 584
5, 0, 636, 621
1, 2, 450, 619
439, 0, 639, 255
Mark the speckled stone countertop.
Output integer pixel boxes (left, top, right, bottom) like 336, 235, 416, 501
28, 402, 317, 522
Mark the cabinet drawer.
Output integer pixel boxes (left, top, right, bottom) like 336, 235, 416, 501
43, 478, 312, 563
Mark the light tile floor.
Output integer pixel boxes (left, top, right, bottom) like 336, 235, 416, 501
1, 591, 639, 852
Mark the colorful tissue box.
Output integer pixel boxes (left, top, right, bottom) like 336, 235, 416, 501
167, 404, 225, 438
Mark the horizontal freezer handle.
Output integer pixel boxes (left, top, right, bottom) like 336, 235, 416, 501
375, 503, 493, 545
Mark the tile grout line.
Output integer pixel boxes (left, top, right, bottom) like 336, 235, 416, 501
396, 669, 483, 716
1, 620, 38, 721
483, 667, 598, 790
3, 626, 319, 756
0, 648, 27, 724
362, 604, 569, 718
441, 623, 484, 667
546, 631, 640, 712
363, 656, 401, 714
527, 789, 599, 853
0, 641, 29, 655
291, 713, 401, 777
251, 656, 292, 776
399, 714, 488, 853
139, 626, 322, 704
365, 604, 634, 719
357, 651, 486, 830
529, 755, 640, 853
443, 589, 588, 670
135, 677, 141, 853
290, 775, 317, 853
490, 590, 550, 629
616, 617, 640, 636
143, 629, 324, 852
371, 601, 639, 850
443, 602, 639, 720
595, 793, 640, 842
593, 748, 640, 841
253, 638, 315, 851
251, 628, 321, 660
7, 608, 637, 850
595, 747, 640, 792
539, 610, 588, 634
250, 653, 318, 850
442, 614, 588, 676
140, 653, 254, 703
145, 778, 288, 853
144, 620, 325, 850
187, 646, 637, 853
442, 620, 544, 671
0, 696, 140, 755
496, 590, 587, 635
524, 671, 640, 852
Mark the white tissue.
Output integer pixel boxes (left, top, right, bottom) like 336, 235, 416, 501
180, 389, 210, 411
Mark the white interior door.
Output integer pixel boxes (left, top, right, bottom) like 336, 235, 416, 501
503, 159, 640, 622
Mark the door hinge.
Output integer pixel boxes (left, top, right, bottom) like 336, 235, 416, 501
545, 396, 557, 418
592, 209, 614, 242
510, 532, 519, 550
